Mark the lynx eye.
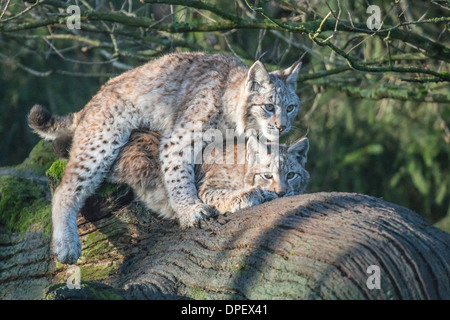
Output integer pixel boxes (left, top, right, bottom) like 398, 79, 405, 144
262, 173, 273, 180
286, 172, 297, 180
287, 105, 295, 113
263, 104, 275, 113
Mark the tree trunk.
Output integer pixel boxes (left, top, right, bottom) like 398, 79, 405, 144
1, 183, 449, 299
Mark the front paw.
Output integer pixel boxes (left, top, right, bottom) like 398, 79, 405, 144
262, 190, 279, 202
52, 234, 81, 265
178, 202, 218, 229
230, 189, 264, 213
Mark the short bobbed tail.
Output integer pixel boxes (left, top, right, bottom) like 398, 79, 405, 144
28, 104, 75, 141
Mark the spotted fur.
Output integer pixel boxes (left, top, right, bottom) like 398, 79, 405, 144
109, 131, 309, 216
28, 52, 302, 264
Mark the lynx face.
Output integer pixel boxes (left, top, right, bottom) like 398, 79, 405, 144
244, 136, 310, 198
245, 61, 302, 141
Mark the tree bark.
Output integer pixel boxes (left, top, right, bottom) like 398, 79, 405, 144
1, 186, 449, 300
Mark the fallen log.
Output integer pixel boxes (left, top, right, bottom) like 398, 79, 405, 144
1, 141, 449, 300
1, 175, 448, 299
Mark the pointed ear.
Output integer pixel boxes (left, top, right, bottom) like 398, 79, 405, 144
288, 137, 309, 166
247, 60, 270, 92
284, 61, 302, 91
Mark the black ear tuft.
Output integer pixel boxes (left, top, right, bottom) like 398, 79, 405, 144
272, 60, 302, 91
285, 61, 302, 91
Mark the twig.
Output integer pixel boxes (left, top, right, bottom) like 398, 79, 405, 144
143, 0, 242, 23
311, 35, 450, 82
0, 0, 10, 20
0, 51, 52, 77
431, 1, 450, 11
0, 0, 39, 23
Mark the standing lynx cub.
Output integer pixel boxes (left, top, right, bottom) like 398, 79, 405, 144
28, 52, 302, 264
108, 131, 309, 217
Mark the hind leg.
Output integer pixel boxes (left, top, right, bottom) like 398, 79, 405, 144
108, 130, 177, 218
51, 119, 131, 264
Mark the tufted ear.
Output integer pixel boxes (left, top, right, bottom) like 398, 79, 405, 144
246, 60, 270, 92
285, 61, 302, 91
272, 60, 302, 91
288, 137, 309, 167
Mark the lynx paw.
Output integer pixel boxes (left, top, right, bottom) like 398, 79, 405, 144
262, 190, 278, 202
52, 234, 81, 265
178, 202, 218, 229
230, 189, 264, 213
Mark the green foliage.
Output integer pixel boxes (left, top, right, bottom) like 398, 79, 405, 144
300, 90, 450, 223
435, 214, 450, 233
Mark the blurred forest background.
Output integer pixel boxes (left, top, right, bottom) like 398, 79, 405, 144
0, 0, 449, 227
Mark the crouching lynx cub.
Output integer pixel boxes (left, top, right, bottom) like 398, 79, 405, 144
28, 52, 302, 264
107, 131, 310, 217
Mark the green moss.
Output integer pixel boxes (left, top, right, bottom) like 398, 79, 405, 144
45, 159, 119, 198
79, 262, 121, 281
80, 283, 124, 300
16, 140, 58, 175
190, 287, 207, 300
0, 175, 51, 235
235, 263, 248, 278
45, 282, 125, 300
81, 231, 111, 259
84, 230, 109, 245
45, 159, 67, 184
0, 141, 62, 236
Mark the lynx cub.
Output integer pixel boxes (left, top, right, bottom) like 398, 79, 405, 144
28, 52, 302, 264
49, 129, 309, 219
108, 131, 309, 217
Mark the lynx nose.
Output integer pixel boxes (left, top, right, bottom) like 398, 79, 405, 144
278, 125, 286, 133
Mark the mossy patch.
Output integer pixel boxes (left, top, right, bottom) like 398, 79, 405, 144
45, 158, 121, 199
0, 140, 58, 236
16, 140, 58, 176
0, 175, 51, 235
45, 282, 125, 300
45, 159, 67, 184
81, 231, 111, 259
79, 261, 121, 281
45, 159, 67, 194
190, 287, 207, 300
